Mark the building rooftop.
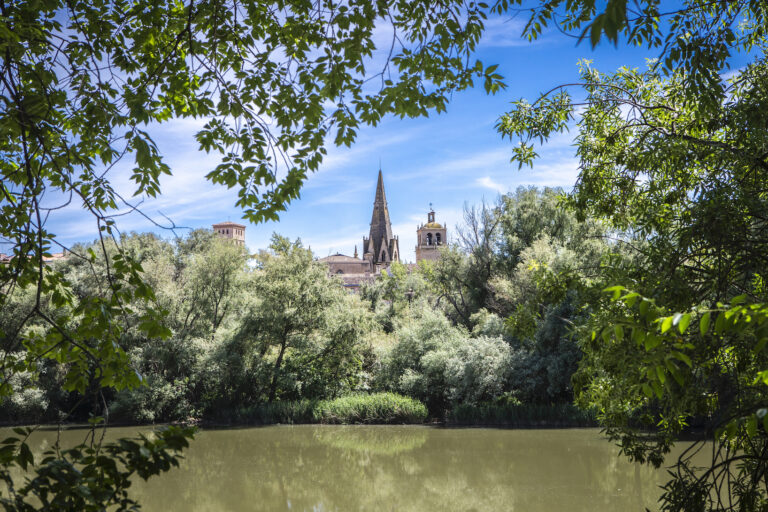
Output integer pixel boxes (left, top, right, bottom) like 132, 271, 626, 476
212, 221, 246, 228
318, 253, 362, 263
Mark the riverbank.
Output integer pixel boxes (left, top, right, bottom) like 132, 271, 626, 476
203, 395, 599, 428
1, 393, 600, 429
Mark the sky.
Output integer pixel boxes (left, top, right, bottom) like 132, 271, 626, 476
30, 12, 702, 262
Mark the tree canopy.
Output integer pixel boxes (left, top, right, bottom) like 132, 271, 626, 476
498, 2, 768, 510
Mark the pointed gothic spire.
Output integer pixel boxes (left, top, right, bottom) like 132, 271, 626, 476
368, 169, 395, 263
373, 169, 387, 207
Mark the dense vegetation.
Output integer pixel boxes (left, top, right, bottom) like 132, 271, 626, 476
499, 3, 768, 511
3, 0, 768, 510
1, 188, 606, 426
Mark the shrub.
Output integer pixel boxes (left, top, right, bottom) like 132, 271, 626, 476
215, 393, 427, 425
381, 308, 512, 413
314, 393, 427, 424
111, 376, 197, 423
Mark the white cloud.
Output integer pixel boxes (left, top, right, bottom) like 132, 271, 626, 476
395, 148, 511, 183
479, 15, 546, 48
476, 176, 506, 193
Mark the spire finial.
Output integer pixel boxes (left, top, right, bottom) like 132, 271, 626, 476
379, 157, 382, 171
429, 202, 433, 212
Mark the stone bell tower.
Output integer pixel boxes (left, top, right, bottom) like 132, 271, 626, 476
415, 206, 446, 263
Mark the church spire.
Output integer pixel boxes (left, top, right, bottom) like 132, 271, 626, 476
370, 169, 393, 241
364, 168, 398, 265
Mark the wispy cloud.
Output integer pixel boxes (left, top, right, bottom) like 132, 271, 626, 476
476, 176, 506, 193
394, 148, 511, 183
479, 15, 548, 48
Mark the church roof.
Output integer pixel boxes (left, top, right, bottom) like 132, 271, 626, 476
318, 253, 361, 263
423, 221, 443, 229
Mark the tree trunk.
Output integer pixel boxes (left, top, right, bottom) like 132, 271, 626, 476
268, 338, 287, 403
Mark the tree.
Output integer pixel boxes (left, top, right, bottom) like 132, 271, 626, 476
425, 201, 502, 328
497, 2, 768, 510
237, 235, 368, 403
361, 260, 429, 332
0, 1, 507, 506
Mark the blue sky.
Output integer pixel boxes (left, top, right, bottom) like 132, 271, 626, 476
33, 14, 727, 262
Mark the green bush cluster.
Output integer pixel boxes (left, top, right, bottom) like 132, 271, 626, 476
220, 393, 427, 425
314, 393, 428, 424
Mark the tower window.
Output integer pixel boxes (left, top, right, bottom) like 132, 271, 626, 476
436, 233, 441, 245
426, 233, 433, 245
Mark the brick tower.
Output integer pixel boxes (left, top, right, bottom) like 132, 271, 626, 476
212, 221, 246, 246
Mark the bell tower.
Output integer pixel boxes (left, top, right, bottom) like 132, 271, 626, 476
415, 205, 446, 263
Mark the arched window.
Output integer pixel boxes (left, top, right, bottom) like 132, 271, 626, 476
426, 233, 433, 245
436, 233, 442, 245
336, 269, 344, 274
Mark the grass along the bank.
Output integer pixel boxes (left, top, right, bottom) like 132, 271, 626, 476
314, 393, 428, 424
447, 403, 598, 427
224, 393, 428, 425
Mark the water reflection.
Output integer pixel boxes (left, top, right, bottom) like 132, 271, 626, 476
6, 425, 686, 511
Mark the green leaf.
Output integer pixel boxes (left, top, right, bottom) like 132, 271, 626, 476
700, 312, 711, 335
678, 313, 691, 334
715, 312, 725, 334
645, 334, 661, 351
604, 285, 625, 300
671, 351, 692, 368
18, 442, 33, 470
731, 294, 747, 306
747, 415, 757, 438
660, 316, 673, 334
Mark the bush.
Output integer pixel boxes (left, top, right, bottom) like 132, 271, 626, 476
110, 376, 197, 423
0, 371, 49, 424
314, 393, 427, 424
380, 308, 512, 413
447, 402, 598, 427
221, 393, 427, 425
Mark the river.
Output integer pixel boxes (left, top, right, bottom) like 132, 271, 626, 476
4, 425, 692, 511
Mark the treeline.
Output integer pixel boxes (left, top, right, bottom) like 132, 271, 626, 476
1, 187, 616, 425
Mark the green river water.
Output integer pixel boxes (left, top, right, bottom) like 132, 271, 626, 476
4, 425, 696, 511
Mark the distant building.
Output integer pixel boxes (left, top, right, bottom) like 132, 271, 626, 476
318, 169, 448, 290
0, 249, 69, 265
318, 169, 400, 291
212, 221, 246, 246
415, 207, 447, 263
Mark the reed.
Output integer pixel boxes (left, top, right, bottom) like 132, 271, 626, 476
447, 403, 598, 427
